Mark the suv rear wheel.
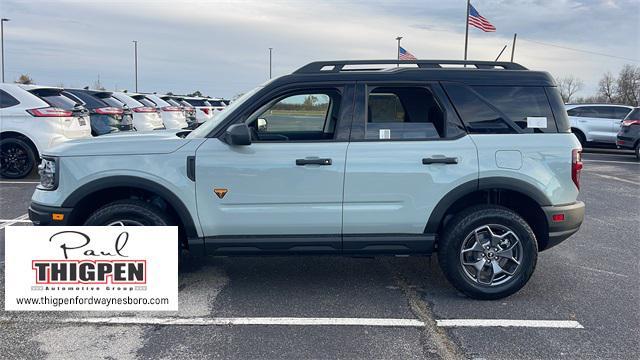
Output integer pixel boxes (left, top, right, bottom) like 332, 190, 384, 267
0, 137, 36, 179
635, 142, 639, 160
84, 199, 187, 268
438, 205, 538, 300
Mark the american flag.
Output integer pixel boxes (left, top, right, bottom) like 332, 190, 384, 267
399, 46, 417, 60
468, 4, 496, 32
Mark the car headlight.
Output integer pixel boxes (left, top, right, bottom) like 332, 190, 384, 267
38, 157, 58, 190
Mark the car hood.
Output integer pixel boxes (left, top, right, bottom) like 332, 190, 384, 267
44, 130, 193, 157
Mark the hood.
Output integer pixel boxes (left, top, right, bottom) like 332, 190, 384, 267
45, 130, 192, 157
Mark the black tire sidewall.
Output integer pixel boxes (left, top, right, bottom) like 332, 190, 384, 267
84, 200, 171, 226
572, 130, 586, 146
0, 138, 36, 179
438, 206, 538, 300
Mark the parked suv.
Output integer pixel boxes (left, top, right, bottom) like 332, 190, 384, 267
111, 92, 165, 131
144, 94, 189, 130
0, 84, 91, 178
180, 97, 213, 124
566, 103, 633, 146
616, 107, 640, 159
29, 60, 585, 299
63, 89, 135, 135
160, 95, 198, 128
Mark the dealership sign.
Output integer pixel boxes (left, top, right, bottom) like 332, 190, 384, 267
4, 226, 178, 311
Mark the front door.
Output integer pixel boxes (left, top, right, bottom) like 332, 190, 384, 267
342, 82, 478, 253
195, 85, 354, 253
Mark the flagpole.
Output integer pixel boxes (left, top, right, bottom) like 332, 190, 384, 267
463, 0, 470, 63
395, 36, 402, 67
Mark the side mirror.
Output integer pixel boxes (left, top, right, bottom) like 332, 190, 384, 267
257, 118, 268, 132
225, 123, 252, 146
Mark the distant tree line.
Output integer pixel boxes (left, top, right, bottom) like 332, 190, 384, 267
557, 64, 640, 106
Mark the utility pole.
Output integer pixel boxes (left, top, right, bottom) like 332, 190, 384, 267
1, 18, 10, 83
510, 33, 517, 62
133, 40, 138, 92
463, 0, 470, 62
269, 47, 273, 79
395, 36, 402, 67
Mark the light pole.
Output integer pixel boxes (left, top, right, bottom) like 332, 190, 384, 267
132, 40, 138, 92
269, 47, 273, 79
395, 36, 402, 67
1, 18, 10, 83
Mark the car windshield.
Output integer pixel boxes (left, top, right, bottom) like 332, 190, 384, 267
187, 87, 262, 139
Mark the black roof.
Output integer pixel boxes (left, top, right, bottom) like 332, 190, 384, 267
269, 60, 556, 87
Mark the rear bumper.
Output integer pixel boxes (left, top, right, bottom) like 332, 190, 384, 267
28, 202, 73, 226
616, 134, 637, 149
541, 201, 585, 250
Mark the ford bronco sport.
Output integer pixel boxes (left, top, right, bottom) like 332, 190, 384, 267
29, 60, 585, 299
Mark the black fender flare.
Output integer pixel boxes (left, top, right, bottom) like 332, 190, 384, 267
62, 176, 198, 239
424, 177, 551, 234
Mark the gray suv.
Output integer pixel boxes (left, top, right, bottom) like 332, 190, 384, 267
29, 60, 585, 299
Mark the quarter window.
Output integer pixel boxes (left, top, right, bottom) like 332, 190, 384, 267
366, 87, 445, 140
444, 83, 517, 134
0, 90, 20, 108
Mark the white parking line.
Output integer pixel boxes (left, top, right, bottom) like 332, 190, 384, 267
0, 316, 426, 327
436, 319, 583, 329
0, 181, 40, 184
590, 173, 638, 185
0, 214, 31, 229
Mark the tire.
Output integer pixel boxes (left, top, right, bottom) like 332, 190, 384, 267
437, 205, 538, 300
84, 199, 188, 269
572, 129, 586, 146
0, 137, 36, 179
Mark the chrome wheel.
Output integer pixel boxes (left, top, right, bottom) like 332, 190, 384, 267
459, 224, 523, 286
106, 220, 145, 226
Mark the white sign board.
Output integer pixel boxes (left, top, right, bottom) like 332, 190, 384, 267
5, 226, 178, 311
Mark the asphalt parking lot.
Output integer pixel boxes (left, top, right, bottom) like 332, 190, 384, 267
0, 150, 638, 360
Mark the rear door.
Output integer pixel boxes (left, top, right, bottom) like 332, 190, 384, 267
342, 82, 477, 253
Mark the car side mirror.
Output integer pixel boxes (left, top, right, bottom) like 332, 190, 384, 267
257, 118, 268, 132
225, 123, 252, 146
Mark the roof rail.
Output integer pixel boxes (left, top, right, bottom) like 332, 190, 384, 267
294, 59, 528, 74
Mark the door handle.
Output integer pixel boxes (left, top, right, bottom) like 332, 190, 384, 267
296, 158, 332, 166
422, 157, 458, 165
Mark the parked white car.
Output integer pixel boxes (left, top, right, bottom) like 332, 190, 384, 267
111, 92, 165, 131
180, 97, 213, 124
566, 104, 634, 145
205, 97, 227, 117
0, 83, 91, 178
143, 94, 189, 129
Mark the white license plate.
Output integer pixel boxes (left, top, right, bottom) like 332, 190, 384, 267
78, 117, 87, 126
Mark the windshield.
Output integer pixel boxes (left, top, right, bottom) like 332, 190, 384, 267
187, 87, 262, 139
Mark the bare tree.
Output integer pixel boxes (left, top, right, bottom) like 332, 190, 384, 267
15, 74, 34, 84
616, 64, 640, 106
555, 76, 584, 103
597, 72, 617, 103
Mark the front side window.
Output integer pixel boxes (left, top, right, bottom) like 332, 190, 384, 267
366, 87, 445, 140
247, 91, 340, 141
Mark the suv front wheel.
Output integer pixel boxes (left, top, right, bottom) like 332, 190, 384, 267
438, 205, 538, 300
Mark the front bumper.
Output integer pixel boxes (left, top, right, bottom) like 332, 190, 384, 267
28, 202, 73, 226
541, 201, 585, 250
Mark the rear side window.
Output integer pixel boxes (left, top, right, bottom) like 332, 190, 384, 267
626, 108, 640, 119
64, 90, 105, 109
366, 87, 446, 140
184, 99, 209, 107
612, 107, 631, 119
472, 86, 558, 133
443, 83, 517, 134
208, 100, 225, 107
134, 96, 157, 108
0, 90, 20, 108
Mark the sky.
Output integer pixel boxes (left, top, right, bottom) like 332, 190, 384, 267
0, 0, 638, 98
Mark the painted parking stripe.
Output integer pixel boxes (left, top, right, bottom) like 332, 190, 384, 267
583, 159, 639, 165
0, 181, 40, 184
0, 214, 31, 229
436, 319, 583, 329
589, 173, 638, 185
0, 316, 426, 327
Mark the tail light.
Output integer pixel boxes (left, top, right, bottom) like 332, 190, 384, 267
161, 106, 182, 112
94, 107, 124, 115
27, 107, 73, 117
621, 119, 640, 127
200, 108, 210, 115
132, 106, 158, 113
572, 149, 583, 190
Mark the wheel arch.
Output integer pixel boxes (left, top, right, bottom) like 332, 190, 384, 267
0, 131, 40, 158
62, 176, 199, 240
426, 177, 552, 250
